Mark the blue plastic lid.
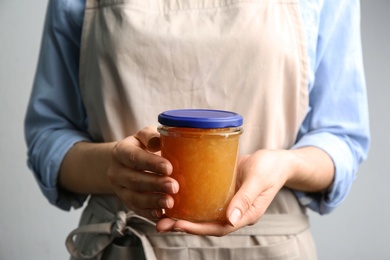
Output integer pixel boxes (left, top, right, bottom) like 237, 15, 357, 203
158, 109, 243, 128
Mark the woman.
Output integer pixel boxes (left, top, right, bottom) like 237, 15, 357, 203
25, 0, 370, 259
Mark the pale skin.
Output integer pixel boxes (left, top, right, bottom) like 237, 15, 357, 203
59, 126, 334, 236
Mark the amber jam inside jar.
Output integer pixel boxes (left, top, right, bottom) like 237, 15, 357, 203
158, 109, 243, 222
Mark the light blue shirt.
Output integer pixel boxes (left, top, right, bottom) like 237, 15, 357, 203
25, 0, 370, 214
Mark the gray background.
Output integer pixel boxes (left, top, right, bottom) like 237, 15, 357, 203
0, 1, 389, 259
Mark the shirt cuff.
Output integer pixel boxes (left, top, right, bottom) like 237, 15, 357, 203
28, 130, 91, 211
291, 131, 356, 214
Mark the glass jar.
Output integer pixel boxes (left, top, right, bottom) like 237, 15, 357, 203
158, 109, 243, 222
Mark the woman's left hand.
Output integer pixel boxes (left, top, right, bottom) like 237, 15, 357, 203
156, 149, 291, 235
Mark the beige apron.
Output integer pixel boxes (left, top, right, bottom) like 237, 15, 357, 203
66, 0, 314, 259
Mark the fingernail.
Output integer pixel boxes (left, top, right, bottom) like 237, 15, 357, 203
158, 198, 167, 208
164, 182, 177, 194
158, 198, 173, 209
229, 208, 241, 227
160, 163, 171, 175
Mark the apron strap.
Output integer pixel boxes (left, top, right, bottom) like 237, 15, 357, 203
65, 211, 157, 260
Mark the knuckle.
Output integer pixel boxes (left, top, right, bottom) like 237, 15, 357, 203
126, 173, 139, 191
126, 149, 140, 169
240, 191, 254, 211
128, 151, 137, 164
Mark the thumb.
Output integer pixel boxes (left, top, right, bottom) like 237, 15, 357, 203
226, 189, 255, 227
134, 126, 161, 152
226, 175, 268, 227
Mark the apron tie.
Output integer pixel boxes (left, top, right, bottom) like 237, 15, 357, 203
112, 211, 127, 237
66, 211, 157, 260
66, 192, 311, 260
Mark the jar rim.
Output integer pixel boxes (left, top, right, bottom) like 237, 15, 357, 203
158, 109, 243, 128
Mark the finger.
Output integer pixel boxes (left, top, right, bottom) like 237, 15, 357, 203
128, 207, 163, 221
226, 174, 266, 227
116, 168, 179, 194
155, 217, 176, 232
114, 137, 172, 175
134, 126, 161, 152
170, 220, 237, 237
227, 179, 280, 228
108, 160, 178, 194
117, 187, 175, 215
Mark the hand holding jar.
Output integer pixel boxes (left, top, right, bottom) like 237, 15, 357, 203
107, 126, 179, 221
156, 149, 291, 235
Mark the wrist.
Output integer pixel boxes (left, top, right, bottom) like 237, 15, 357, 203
284, 147, 335, 192
283, 149, 309, 189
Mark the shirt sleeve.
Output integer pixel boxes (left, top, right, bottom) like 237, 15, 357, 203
292, 0, 370, 214
24, 0, 89, 211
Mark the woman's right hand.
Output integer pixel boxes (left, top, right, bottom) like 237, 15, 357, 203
107, 126, 179, 221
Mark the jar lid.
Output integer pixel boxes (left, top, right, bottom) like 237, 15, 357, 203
158, 109, 243, 128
